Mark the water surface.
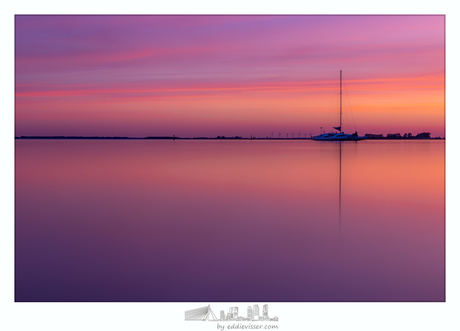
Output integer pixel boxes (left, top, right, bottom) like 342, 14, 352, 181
15, 139, 445, 301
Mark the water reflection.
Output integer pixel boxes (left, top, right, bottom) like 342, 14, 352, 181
339, 141, 342, 236
15, 140, 445, 302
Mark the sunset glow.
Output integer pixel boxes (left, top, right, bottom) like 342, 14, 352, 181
15, 15, 445, 137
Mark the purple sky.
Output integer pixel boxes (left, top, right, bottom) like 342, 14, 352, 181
15, 15, 445, 137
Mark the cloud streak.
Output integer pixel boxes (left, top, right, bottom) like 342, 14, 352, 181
15, 15, 445, 137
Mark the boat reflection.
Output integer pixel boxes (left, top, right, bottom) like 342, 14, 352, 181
339, 141, 342, 236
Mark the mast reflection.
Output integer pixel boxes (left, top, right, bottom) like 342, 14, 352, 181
339, 141, 342, 237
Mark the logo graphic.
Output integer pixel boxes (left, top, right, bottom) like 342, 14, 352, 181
185, 304, 278, 322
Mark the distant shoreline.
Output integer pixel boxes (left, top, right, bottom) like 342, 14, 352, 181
15, 136, 444, 140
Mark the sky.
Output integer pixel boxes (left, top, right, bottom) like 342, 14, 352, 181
15, 15, 445, 138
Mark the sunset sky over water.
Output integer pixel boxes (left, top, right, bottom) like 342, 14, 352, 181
15, 15, 445, 137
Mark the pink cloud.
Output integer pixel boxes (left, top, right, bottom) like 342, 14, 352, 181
15, 15, 445, 137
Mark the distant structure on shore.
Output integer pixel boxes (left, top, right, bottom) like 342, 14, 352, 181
15, 132, 444, 140
365, 132, 442, 139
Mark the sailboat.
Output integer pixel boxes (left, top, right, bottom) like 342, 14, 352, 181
312, 71, 366, 141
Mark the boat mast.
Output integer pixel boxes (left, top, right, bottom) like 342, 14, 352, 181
340, 70, 342, 132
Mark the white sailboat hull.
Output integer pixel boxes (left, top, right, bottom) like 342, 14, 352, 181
312, 132, 366, 141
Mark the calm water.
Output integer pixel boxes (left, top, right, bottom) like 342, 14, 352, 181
15, 139, 445, 302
